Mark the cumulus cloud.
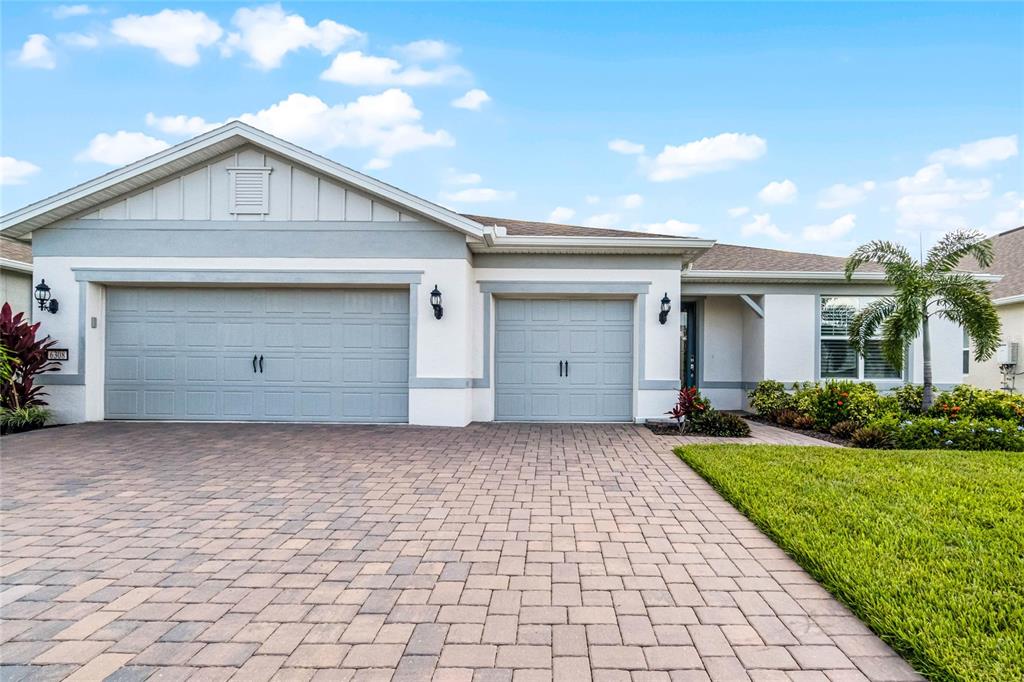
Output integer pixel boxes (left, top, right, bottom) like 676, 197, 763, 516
365, 158, 391, 170
451, 89, 491, 110
441, 187, 515, 203
76, 131, 171, 165
145, 89, 454, 161
620, 193, 644, 209
802, 213, 857, 241
0, 157, 42, 185
989, 192, 1024, 233
583, 213, 622, 228
894, 163, 992, 229
634, 219, 701, 236
447, 171, 482, 185
396, 39, 456, 62
646, 133, 766, 182
928, 135, 1019, 169
52, 4, 92, 19
741, 213, 791, 242
58, 32, 100, 48
17, 35, 56, 69
548, 207, 576, 223
817, 181, 876, 209
727, 206, 750, 218
111, 9, 222, 66
322, 51, 466, 86
222, 3, 361, 70
758, 179, 798, 205
608, 139, 644, 155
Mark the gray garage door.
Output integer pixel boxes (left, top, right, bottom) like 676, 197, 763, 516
494, 298, 633, 421
105, 287, 409, 422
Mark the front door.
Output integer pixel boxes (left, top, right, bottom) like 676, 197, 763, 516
681, 301, 698, 389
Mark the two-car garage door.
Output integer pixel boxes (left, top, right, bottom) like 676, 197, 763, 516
105, 288, 409, 422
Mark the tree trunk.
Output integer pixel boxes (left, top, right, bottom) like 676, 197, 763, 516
921, 312, 933, 411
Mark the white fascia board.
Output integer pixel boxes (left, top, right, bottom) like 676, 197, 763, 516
0, 258, 32, 274
471, 235, 715, 256
995, 293, 1024, 306
0, 121, 486, 240
682, 269, 1002, 283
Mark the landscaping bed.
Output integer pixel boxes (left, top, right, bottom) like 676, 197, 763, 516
676, 443, 1024, 682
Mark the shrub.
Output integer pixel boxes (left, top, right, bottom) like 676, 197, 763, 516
931, 385, 1024, 424
791, 382, 820, 416
665, 387, 711, 431
776, 409, 802, 427
851, 424, 896, 449
891, 384, 924, 415
807, 381, 880, 430
882, 415, 1024, 451
791, 414, 816, 430
692, 410, 751, 437
747, 380, 793, 419
830, 420, 860, 440
0, 303, 60, 410
0, 406, 50, 435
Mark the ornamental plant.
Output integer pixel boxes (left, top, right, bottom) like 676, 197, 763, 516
665, 387, 710, 432
0, 303, 60, 410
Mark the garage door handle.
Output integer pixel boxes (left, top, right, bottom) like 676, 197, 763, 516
559, 360, 563, 377
259, 355, 264, 373
252, 354, 257, 373
565, 361, 569, 376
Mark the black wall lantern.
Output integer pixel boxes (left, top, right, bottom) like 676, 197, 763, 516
429, 284, 444, 320
658, 292, 671, 325
34, 279, 59, 314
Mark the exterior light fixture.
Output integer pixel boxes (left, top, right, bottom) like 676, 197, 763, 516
34, 279, 59, 314
658, 292, 671, 325
430, 284, 444, 319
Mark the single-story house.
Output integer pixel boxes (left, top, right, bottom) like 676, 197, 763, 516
965, 226, 1023, 392
0, 122, 978, 425
1, 234, 33, 315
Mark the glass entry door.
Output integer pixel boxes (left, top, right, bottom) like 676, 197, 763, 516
680, 302, 698, 388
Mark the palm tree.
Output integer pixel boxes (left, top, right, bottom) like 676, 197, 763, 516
844, 229, 1001, 410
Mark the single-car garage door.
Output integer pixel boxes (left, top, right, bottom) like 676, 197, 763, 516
105, 287, 409, 422
494, 298, 633, 421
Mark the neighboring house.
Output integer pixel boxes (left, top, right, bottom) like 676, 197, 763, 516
0, 122, 979, 425
965, 226, 1023, 392
0, 234, 33, 315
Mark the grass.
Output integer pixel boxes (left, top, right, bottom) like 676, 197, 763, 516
675, 444, 1024, 682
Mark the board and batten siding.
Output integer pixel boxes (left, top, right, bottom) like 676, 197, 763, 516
78, 146, 418, 224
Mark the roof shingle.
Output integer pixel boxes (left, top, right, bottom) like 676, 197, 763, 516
0, 235, 32, 265
961, 226, 1024, 299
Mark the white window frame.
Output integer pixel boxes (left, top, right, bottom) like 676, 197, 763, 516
819, 296, 902, 381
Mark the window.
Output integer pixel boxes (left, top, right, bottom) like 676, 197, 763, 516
963, 329, 970, 374
820, 296, 901, 380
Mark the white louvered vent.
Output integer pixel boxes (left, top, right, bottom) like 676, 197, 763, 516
228, 167, 272, 214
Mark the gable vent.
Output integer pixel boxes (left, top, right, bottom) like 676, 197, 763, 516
228, 167, 272, 214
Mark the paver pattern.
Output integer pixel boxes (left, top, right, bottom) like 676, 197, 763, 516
1, 422, 920, 681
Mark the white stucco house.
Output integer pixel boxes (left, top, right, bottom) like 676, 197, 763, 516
0, 122, 977, 426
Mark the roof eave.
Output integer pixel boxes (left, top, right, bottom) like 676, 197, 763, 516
994, 293, 1024, 306
470, 235, 715, 258
682, 270, 1003, 284
0, 258, 32, 274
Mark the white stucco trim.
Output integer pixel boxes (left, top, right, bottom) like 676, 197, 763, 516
0, 257, 32, 274
995, 293, 1024, 306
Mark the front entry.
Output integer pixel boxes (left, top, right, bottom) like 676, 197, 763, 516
494, 298, 633, 421
681, 301, 698, 388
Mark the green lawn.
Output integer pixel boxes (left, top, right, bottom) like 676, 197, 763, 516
675, 445, 1024, 682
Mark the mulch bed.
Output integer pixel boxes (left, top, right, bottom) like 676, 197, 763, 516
744, 413, 850, 446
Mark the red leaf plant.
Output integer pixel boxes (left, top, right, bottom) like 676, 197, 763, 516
665, 387, 709, 432
0, 303, 61, 410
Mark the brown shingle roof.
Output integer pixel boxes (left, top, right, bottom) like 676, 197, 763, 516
461, 214, 683, 239
0, 235, 32, 265
962, 226, 1024, 299
689, 243, 883, 273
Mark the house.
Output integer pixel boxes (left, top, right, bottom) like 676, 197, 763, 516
965, 226, 1023, 392
1, 234, 33, 315
0, 122, 976, 425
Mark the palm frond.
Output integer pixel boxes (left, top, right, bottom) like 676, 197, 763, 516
844, 240, 913, 280
933, 274, 1003, 361
879, 297, 922, 371
926, 229, 993, 273
847, 297, 896, 356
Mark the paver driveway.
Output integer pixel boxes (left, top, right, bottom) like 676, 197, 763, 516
1, 422, 920, 682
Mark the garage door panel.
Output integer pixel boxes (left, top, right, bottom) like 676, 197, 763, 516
530, 330, 560, 353
604, 329, 632, 354
529, 393, 561, 417
106, 287, 409, 422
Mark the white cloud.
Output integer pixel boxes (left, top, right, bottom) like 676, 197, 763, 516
451, 89, 491, 111
741, 213, 791, 242
634, 219, 701, 236
0, 157, 41, 185
441, 188, 515, 203
145, 112, 218, 136
989, 192, 1024, 233
147, 89, 454, 160
758, 179, 798, 204
585, 195, 600, 205
58, 32, 100, 48
646, 133, 766, 182
365, 158, 391, 170
322, 51, 466, 86
928, 135, 1019, 169
608, 139, 644, 155
548, 207, 575, 223
817, 181, 876, 209
76, 131, 170, 165
448, 171, 482, 185
17, 35, 56, 69
727, 206, 750, 218
620, 193, 644, 209
52, 4, 92, 19
583, 213, 622, 228
222, 3, 361, 70
802, 213, 857, 241
894, 163, 992, 229
111, 9, 223, 66
396, 39, 456, 62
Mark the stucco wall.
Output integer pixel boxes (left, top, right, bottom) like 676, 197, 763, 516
967, 301, 1024, 391
1, 268, 32, 316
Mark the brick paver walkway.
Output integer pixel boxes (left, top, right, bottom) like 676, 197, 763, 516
1, 422, 919, 681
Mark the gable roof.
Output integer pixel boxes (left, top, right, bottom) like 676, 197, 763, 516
690, 243, 883, 273
0, 235, 32, 265
464, 214, 684, 239
0, 121, 487, 240
961, 226, 1024, 301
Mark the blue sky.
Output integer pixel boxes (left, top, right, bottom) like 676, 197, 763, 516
2, 2, 1021, 254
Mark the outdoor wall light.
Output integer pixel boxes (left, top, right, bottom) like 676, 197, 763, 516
34, 279, 59, 314
430, 284, 444, 319
658, 292, 671, 325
